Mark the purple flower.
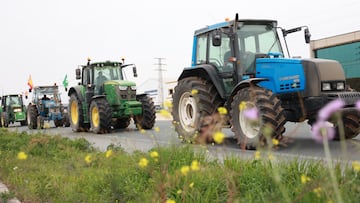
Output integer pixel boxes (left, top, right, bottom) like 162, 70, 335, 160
244, 107, 259, 120
311, 121, 335, 143
318, 99, 345, 121
356, 100, 360, 110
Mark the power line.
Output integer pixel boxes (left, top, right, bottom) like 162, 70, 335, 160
154, 57, 166, 108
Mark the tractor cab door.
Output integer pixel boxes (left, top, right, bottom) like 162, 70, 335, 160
83, 68, 95, 102
207, 31, 235, 96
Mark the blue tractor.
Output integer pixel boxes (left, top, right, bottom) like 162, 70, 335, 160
172, 14, 360, 149
27, 85, 70, 129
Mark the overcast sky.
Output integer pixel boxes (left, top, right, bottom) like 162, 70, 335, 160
1, 0, 359, 101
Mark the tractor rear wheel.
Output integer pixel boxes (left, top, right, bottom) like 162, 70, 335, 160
113, 117, 131, 129
332, 109, 360, 140
230, 86, 286, 150
172, 77, 223, 143
90, 98, 112, 134
27, 105, 38, 129
69, 94, 89, 132
134, 95, 156, 130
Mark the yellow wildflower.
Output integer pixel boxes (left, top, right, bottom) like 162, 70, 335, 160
17, 151, 28, 160
150, 151, 159, 158
268, 153, 275, 161
272, 138, 279, 146
105, 149, 113, 158
138, 158, 149, 168
213, 131, 225, 144
190, 160, 200, 171
140, 129, 146, 134
217, 107, 228, 115
313, 187, 322, 197
166, 199, 176, 203
189, 182, 194, 188
352, 161, 360, 172
239, 101, 246, 111
254, 151, 261, 160
154, 126, 160, 132
163, 100, 173, 108
301, 174, 311, 184
85, 155, 91, 164
160, 109, 171, 118
177, 189, 182, 194
180, 165, 190, 176
191, 89, 198, 95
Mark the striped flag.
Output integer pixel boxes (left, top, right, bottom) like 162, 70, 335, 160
27, 75, 33, 92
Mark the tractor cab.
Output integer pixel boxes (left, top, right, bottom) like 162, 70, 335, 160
0, 94, 27, 127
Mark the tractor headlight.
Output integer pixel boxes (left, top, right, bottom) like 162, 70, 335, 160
322, 82, 331, 91
336, 82, 345, 90
13, 108, 22, 113
130, 86, 136, 90
119, 86, 127, 91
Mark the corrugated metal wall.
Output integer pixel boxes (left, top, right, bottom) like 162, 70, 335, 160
315, 42, 360, 79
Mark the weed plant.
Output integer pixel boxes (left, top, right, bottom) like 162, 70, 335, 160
1, 128, 360, 203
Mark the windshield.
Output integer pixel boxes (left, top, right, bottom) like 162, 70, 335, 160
237, 24, 283, 54
94, 65, 123, 85
7, 96, 21, 105
34, 87, 60, 101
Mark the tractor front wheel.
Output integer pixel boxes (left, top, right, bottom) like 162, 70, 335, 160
89, 98, 112, 134
1, 113, 9, 127
27, 105, 38, 129
172, 77, 223, 143
69, 94, 88, 132
230, 86, 286, 150
113, 117, 131, 129
134, 95, 156, 130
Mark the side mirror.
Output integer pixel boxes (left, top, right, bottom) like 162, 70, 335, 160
133, 66, 138, 77
75, 68, 81, 80
304, 28, 311, 44
212, 31, 222, 47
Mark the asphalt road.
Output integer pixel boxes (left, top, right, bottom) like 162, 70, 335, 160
6, 117, 360, 163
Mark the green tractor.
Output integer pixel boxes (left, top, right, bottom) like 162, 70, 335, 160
0, 94, 27, 127
68, 59, 156, 134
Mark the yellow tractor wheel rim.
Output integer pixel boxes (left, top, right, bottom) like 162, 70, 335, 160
91, 106, 99, 128
71, 101, 78, 124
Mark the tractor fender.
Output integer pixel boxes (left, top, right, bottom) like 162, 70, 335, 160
226, 78, 268, 108
178, 64, 227, 99
68, 86, 85, 103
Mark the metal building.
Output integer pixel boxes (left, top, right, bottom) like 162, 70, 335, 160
310, 31, 360, 90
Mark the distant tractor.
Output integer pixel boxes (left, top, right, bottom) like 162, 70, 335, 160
67, 59, 156, 134
0, 94, 27, 127
172, 14, 360, 149
27, 85, 70, 129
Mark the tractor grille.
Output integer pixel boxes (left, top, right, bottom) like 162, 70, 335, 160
326, 92, 360, 105
280, 82, 302, 91
117, 87, 136, 100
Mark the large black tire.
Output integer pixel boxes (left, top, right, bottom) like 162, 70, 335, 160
63, 114, 70, 127
113, 117, 131, 129
89, 98, 112, 134
54, 119, 64, 127
331, 109, 360, 140
172, 77, 223, 142
134, 95, 156, 130
1, 113, 9, 127
69, 94, 89, 132
27, 105, 38, 129
230, 86, 286, 150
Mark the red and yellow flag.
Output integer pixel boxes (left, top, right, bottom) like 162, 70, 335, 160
27, 75, 33, 92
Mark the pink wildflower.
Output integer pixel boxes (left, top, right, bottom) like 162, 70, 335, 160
356, 100, 360, 110
311, 121, 335, 143
318, 99, 345, 121
244, 107, 259, 120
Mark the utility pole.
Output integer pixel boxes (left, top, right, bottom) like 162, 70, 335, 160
154, 57, 166, 109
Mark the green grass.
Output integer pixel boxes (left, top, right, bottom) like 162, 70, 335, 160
1, 128, 360, 203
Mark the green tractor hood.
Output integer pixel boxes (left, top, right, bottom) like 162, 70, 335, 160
104, 80, 136, 87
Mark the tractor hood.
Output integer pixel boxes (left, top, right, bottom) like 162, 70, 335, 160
104, 80, 136, 87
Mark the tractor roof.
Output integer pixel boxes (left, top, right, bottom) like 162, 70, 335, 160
194, 19, 277, 36
88, 61, 122, 67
